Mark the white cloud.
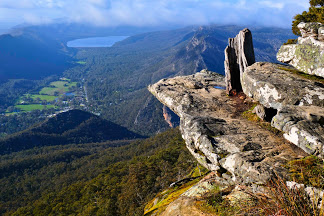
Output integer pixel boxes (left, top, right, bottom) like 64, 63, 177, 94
0, 0, 36, 8
0, 0, 310, 28
260, 1, 284, 9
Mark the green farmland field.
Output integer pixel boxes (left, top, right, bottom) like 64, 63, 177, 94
30, 94, 58, 102
15, 104, 56, 112
8, 78, 78, 114
39, 81, 77, 96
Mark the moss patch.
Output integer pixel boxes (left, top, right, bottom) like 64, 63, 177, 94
189, 165, 209, 178
283, 39, 297, 45
286, 155, 324, 189
278, 66, 324, 84
144, 177, 203, 215
294, 44, 324, 76
196, 186, 238, 215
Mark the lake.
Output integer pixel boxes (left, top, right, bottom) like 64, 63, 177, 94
67, 36, 129, 48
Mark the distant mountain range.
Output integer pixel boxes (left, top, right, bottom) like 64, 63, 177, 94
0, 23, 296, 136
0, 23, 298, 215
68, 24, 295, 135
0, 34, 71, 81
0, 109, 143, 155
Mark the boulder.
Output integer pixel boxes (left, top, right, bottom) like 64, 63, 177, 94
277, 22, 324, 78
319, 27, 324, 41
224, 28, 255, 95
298, 22, 323, 39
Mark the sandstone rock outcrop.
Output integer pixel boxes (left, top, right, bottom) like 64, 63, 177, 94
242, 62, 324, 157
148, 26, 324, 215
277, 22, 324, 78
149, 69, 306, 185
224, 28, 255, 95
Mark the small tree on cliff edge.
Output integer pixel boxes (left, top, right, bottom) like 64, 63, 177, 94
292, 0, 324, 35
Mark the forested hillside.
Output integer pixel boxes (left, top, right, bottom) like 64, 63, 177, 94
0, 109, 143, 155
0, 34, 71, 81
0, 128, 199, 215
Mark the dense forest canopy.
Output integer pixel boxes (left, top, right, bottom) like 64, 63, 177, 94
0, 128, 200, 215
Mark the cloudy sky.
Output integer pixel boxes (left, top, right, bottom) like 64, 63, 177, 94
0, 0, 309, 29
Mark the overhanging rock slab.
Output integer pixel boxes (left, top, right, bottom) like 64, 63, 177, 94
149, 69, 307, 185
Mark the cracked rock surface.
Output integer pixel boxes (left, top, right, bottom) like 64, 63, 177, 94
242, 62, 324, 157
149, 69, 307, 185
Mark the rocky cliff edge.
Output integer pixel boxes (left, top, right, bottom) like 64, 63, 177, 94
147, 25, 324, 215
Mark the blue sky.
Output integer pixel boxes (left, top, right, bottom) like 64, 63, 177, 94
0, 0, 309, 29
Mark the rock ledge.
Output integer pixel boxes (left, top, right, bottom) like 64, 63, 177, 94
149, 69, 306, 185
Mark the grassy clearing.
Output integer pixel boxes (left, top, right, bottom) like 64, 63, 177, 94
7, 78, 78, 113
39, 81, 77, 96
76, 61, 86, 65
15, 104, 55, 112
29, 94, 57, 102
39, 87, 58, 95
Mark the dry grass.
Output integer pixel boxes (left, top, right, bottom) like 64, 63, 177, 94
241, 175, 324, 216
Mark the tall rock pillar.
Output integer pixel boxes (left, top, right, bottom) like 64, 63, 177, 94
224, 28, 255, 95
